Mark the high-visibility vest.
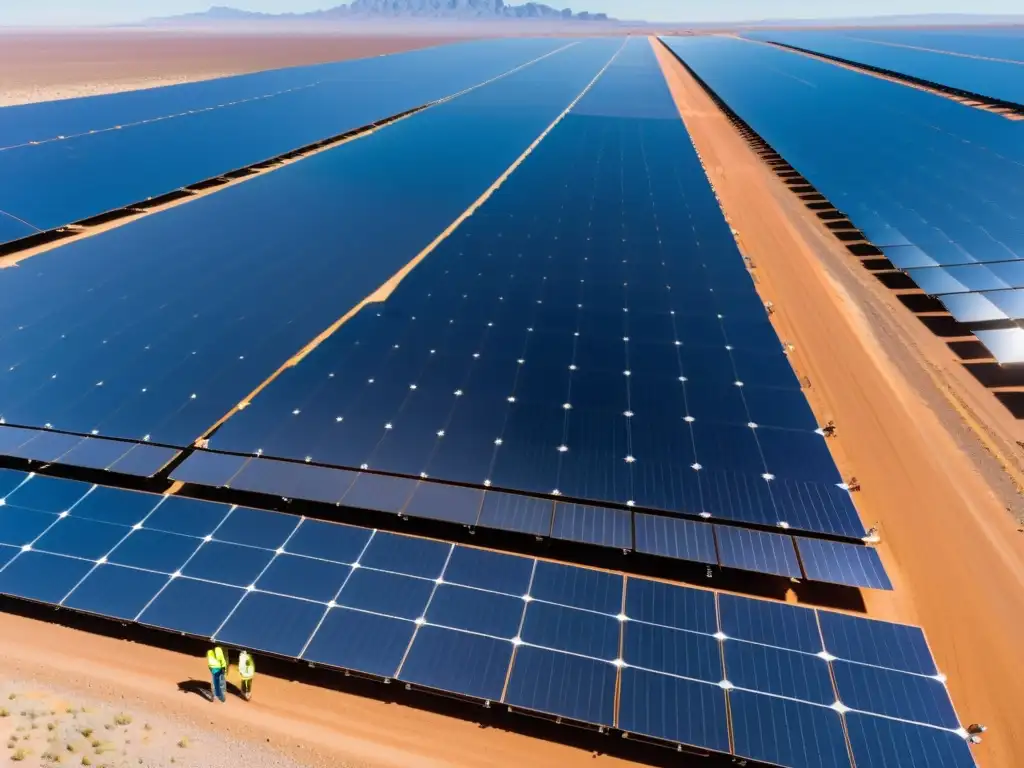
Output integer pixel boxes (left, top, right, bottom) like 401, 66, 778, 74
214, 647, 227, 670
238, 654, 255, 680
206, 650, 222, 671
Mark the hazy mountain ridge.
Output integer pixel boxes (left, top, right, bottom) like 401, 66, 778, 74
160, 1, 611, 23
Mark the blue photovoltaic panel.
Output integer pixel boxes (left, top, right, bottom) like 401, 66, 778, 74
846, 712, 977, 768
68, 487, 162, 526
425, 584, 524, 639
107, 529, 201, 574
0, 544, 19, 569
975, 327, 1024, 365
138, 577, 245, 637
216, 591, 327, 658
719, 594, 823, 653
624, 578, 717, 635
399, 626, 513, 701
622, 621, 722, 682
939, 292, 1008, 323
358, 531, 451, 579
301, 608, 415, 678
228, 457, 359, 504
521, 600, 620, 660
61, 564, 169, 621
549, 503, 632, 549
214, 506, 299, 550
730, 689, 852, 768
255, 554, 352, 603
633, 513, 717, 564
529, 560, 623, 615
770, 478, 865, 538
618, 667, 730, 752
283, 519, 372, 564
336, 567, 434, 620
0, 468, 28, 497
832, 660, 959, 728
441, 546, 534, 596
0, 550, 94, 604
3, 475, 92, 513
142, 496, 230, 538
342, 473, 419, 514
33, 516, 130, 560
724, 640, 836, 705
715, 526, 802, 578
476, 492, 554, 537
169, 450, 248, 488
503, 645, 617, 726
404, 482, 484, 526
818, 611, 938, 676
797, 538, 893, 590
182, 541, 275, 587
0, 506, 60, 547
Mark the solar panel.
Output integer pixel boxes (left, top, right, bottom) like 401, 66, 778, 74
617, 668, 730, 750
715, 526, 802, 578
633, 512, 717, 563
0, 426, 179, 477
796, 538, 892, 589
729, 689, 852, 768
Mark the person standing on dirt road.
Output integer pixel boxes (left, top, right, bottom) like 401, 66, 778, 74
207, 646, 228, 703
238, 650, 255, 701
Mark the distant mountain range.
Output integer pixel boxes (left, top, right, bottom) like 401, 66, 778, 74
157, 1, 612, 23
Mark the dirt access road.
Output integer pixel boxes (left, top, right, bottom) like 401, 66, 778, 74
651, 37, 1024, 767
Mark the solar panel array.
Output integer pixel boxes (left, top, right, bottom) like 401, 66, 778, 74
0, 33, 975, 767
0, 38, 621, 449
0, 469, 972, 767
662, 35, 1024, 366
747, 29, 1024, 106
0, 39, 575, 244
201, 40, 862, 547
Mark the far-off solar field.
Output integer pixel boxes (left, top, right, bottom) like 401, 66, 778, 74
1, 27, 1023, 768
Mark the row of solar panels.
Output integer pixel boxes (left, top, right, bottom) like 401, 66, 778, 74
167, 449, 888, 590
0, 470, 971, 768
747, 30, 1024, 107
0, 39, 625, 450
661, 36, 1024, 367
0, 39, 579, 245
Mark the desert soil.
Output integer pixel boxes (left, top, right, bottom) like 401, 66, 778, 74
652, 37, 1024, 768
0, 609, 653, 768
0, 32, 461, 106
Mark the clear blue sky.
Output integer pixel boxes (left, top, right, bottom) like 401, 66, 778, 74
0, 0, 1016, 26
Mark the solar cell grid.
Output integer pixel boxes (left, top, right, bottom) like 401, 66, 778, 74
0, 474, 970, 764
193, 37, 859, 547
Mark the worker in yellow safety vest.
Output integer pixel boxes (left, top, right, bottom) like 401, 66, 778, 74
206, 646, 228, 703
238, 650, 256, 701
